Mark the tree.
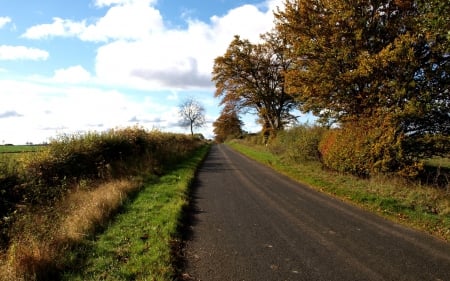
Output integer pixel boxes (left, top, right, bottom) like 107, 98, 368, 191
275, 0, 450, 175
275, 0, 422, 120
212, 32, 298, 141
178, 97, 206, 136
213, 104, 244, 143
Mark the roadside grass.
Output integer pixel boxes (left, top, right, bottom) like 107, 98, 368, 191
228, 141, 450, 242
0, 178, 144, 281
62, 144, 210, 281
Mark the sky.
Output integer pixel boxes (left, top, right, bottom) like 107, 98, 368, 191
0, 0, 292, 144
0, 0, 291, 144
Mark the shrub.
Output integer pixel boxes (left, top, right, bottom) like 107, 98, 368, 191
269, 124, 326, 163
318, 118, 424, 178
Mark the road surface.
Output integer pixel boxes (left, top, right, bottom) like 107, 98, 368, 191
182, 144, 450, 281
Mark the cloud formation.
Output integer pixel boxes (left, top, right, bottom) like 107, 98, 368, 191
21, 18, 86, 39
0, 17, 11, 29
0, 45, 49, 61
22, 2, 163, 42
53, 65, 91, 84
21, 0, 281, 89
0, 110, 23, 119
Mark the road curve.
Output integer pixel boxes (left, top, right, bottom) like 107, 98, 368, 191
182, 144, 450, 281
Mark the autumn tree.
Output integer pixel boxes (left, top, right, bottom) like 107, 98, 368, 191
408, 0, 450, 157
212, 32, 298, 141
275, 0, 450, 176
178, 97, 206, 136
213, 104, 244, 143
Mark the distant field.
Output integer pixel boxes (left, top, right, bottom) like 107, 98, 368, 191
426, 157, 450, 169
0, 145, 45, 153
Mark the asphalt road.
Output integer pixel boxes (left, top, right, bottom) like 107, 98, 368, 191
182, 144, 450, 281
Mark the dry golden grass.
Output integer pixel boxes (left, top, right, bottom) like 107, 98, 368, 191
0, 179, 142, 281
59, 179, 142, 241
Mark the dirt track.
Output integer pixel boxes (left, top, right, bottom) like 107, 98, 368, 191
182, 144, 450, 281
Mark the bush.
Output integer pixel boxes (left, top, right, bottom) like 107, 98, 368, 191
318, 119, 424, 178
269, 124, 326, 163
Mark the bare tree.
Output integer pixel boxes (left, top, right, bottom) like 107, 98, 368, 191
178, 97, 206, 136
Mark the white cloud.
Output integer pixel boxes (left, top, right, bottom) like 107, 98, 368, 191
0, 17, 11, 29
22, 0, 280, 88
53, 65, 92, 83
94, 1, 280, 90
80, 2, 164, 42
22, 1, 163, 42
94, 0, 156, 8
0, 45, 49, 61
0, 79, 187, 144
22, 17, 86, 39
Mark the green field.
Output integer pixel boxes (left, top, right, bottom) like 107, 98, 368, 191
0, 145, 45, 153
426, 157, 450, 169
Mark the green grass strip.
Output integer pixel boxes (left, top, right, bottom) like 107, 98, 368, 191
228, 141, 450, 242
0, 144, 43, 153
63, 145, 210, 281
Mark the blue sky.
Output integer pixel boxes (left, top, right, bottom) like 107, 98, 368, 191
0, 0, 285, 144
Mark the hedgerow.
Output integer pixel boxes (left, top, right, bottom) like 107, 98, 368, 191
0, 127, 204, 250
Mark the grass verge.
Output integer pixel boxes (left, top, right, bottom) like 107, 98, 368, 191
228, 141, 450, 242
62, 144, 210, 281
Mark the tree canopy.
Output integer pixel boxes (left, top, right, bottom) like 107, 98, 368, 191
212, 32, 298, 139
213, 104, 244, 143
274, 0, 449, 175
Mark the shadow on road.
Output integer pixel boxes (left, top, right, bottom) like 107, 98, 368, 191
173, 153, 213, 280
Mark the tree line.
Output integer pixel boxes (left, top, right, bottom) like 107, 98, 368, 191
212, 0, 449, 177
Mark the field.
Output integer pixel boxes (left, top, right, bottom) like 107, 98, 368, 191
0, 145, 45, 153
426, 157, 450, 169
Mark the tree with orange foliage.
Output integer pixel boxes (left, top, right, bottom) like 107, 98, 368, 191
275, 0, 449, 176
213, 104, 244, 143
212, 32, 298, 140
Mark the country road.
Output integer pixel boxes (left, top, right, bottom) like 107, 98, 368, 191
181, 144, 450, 281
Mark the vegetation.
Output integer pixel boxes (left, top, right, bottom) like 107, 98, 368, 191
212, 32, 298, 142
0, 145, 44, 153
228, 129, 450, 242
0, 127, 207, 280
178, 97, 206, 136
213, 104, 244, 143
213, 0, 449, 178
273, 0, 449, 177
62, 145, 209, 281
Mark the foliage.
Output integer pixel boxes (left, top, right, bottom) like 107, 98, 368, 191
275, 0, 450, 173
0, 127, 203, 251
318, 119, 424, 178
269, 124, 326, 163
178, 97, 206, 136
212, 32, 298, 140
213, 105, 244, 143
